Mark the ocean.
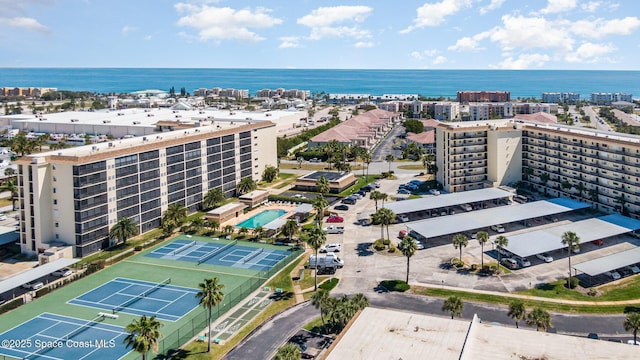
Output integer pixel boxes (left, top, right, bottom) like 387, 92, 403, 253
1, 68, 639, 99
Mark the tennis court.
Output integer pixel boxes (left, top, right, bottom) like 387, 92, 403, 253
146, 238, 289, 271
0, 312, 130, 360
68, 278, 199, 322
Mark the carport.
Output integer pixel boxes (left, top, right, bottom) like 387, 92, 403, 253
0, 258, 79, 295
407, 198, 589, 240
502, 214, 640, 258
383, 187, 513, 215
573, 247, 640, 278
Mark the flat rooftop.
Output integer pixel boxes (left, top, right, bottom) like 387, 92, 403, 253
383, 187, 513, 215
504, 214, 640, 258
299, 171, 351, 182
207, 202, 246, 215
326, 307, 640, 360
407, 198, 589, 240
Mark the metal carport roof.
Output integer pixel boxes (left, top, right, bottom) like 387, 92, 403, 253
383, 188, 513, 215
573, 247, 640, 276
502, 214, 640, 258
407, 198, 589, 240
264, 218, 288, 230
0, 258, 79, 295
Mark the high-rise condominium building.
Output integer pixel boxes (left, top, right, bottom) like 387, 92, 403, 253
15, 121, 276, 257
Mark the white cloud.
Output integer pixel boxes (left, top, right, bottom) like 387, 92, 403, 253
296, 6, 372, 41
175, 4, 282, 42
401, 0, 474, 33
539, 0, 577, 14
121, 25, 136, 35
580, 1, 601, 12
0, 17, 48, 33
432, 55, 447, 65
354, 41, 374, 48
570, 17, 640, 39
144, 35, 153, 41
480, 0, 505, 15
409, 49, 441, 61
489, 15, 574, 52
410, 51, 424, 60
279, 36, 300, 48
565, 42, 616, 62
448, 32, 490, 51
494, 53, 551, 69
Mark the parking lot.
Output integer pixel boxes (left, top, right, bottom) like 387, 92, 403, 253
322, 173, 640, 295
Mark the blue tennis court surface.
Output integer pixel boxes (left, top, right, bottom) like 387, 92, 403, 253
68, 278, 199, 322
0, 313, 130, 360
146, 239, 289, 271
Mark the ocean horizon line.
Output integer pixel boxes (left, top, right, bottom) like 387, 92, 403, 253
2, 67, 639, 72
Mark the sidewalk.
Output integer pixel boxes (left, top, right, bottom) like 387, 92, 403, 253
411, 280, 640, 306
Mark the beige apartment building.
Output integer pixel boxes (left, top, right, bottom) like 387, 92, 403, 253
15, 121, 276, 258
437, 120, 640, 218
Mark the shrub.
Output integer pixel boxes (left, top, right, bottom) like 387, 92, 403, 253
134, 246, 143, 251
319, 278, 339, 291
373, 239, 386, 251
588, 287, 598, 297
388, 246, 396, 253
382, 239, 390, 246
470, 264, 478, 271
380, 280, 410, 292
35, 287, 51, 297
0, 297, 24, 314
566, 277, 579, 289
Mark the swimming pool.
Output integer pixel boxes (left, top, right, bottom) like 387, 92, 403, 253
236, 209, 287, 228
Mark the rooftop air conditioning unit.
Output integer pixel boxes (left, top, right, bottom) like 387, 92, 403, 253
143, 137, 148, 141
92, 146, 98, 151
133, 121, 140, 125
71, 119, 79, 122
117, 112, 124, 116
147, 114, 154, 117
103, 120, 111, 123
108, 142, 114, 147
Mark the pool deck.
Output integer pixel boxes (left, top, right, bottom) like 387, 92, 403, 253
223, 202, 299, 229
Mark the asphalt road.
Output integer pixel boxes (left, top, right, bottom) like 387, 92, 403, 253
224, 289, 632, 360
371, 124, 405, 162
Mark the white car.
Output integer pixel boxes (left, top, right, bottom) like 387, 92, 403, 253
628, 265, 640, 274
490, 224, 505, 233
606, 271, 621, 280
0, 214, 7, 221
22, 280, 44, 290
536, 253, 553, 263
320, 243, 342, 253
398, 215, 409, 222
52, 267, 72, 277
429, 189, 440, 195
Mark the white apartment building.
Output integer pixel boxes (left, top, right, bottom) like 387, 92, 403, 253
437, 120, 640, 218
434, 102, 459, 121
15, 121, 276, 258
542, 92, 580, 104
468, 103, 551, 121
591, 92, 633, 105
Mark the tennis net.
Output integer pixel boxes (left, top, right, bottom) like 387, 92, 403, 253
63, 314, 104, 341
198, 240, 237, 264
243, 248, 264, 263
173, 240, 197, 255
112, 278, 171, 314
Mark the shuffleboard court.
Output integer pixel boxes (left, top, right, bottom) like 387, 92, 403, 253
146, 239, 289, 271
68, 277, 199, 322
0, 313, 130, 360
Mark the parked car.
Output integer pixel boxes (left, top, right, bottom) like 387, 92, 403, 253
309, 158, 322, 163
628, 265, 640, 274
398, 214, 409, 223
373, 181, 381, 188
52, 267, 72, 277
351, 193, 363, 200
341, 197, 356, 205
429, 189, 440, 195
397, 189, 411, 194
398, 239, 424, 250
398, 230, 407, 239
591, 239, 604, 246
320, 243, 342, 253
536, 253, 553, 263
22, 280, 44, 290
326, 215, 344, 223
501, 258, 519, 270
515, 256, 531, 267
605, 271, 622, 280
334, 204, 349, 211
490, 224, 505, 233
0, 214, 7, 221
361, 185, 373, 192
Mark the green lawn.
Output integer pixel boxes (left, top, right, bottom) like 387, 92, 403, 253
396, 164, 425, 170
517, 276, 640, 302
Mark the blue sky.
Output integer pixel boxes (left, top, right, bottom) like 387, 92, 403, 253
1, 0, 639, 69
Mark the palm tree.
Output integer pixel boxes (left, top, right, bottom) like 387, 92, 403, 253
280, 220, 299, 243
315, 176, 330, 196
452, 233, 468, 262
189, 217, 204, 234
195, 278, 225, 353
306, 226, 327, 291
399, 236, 418, 283
274, 343, 301, 360
526, 307, 552, 331
624, 312, 640, 345
223, 225, 234, 236
362, 152, 372, 180
424, 153, 435, 174
311, 289, 330, 330
237, 227, 249, 238
109, 217, 139, 246
236, 177, 256, 195
476, 231, 489, 270
312, 196, 329, 227
207, 219, 220, 235
0, 178, 19, 210
373, 208, 395, 241
123, 315, 163, 360
162, 203, 187, 233
203, 187, 225, 209
261, 165, 279, 183
561, 231, 580, 288
508, 300, 526, 328
252, 226, 265, 240
351, 293, 370, 310
442, 296, 463, 319
495, 235, 509, 270
369, 190, 386, 211
385, 154, 394, 172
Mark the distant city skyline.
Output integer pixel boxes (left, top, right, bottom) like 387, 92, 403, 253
1, 0, 639, 70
